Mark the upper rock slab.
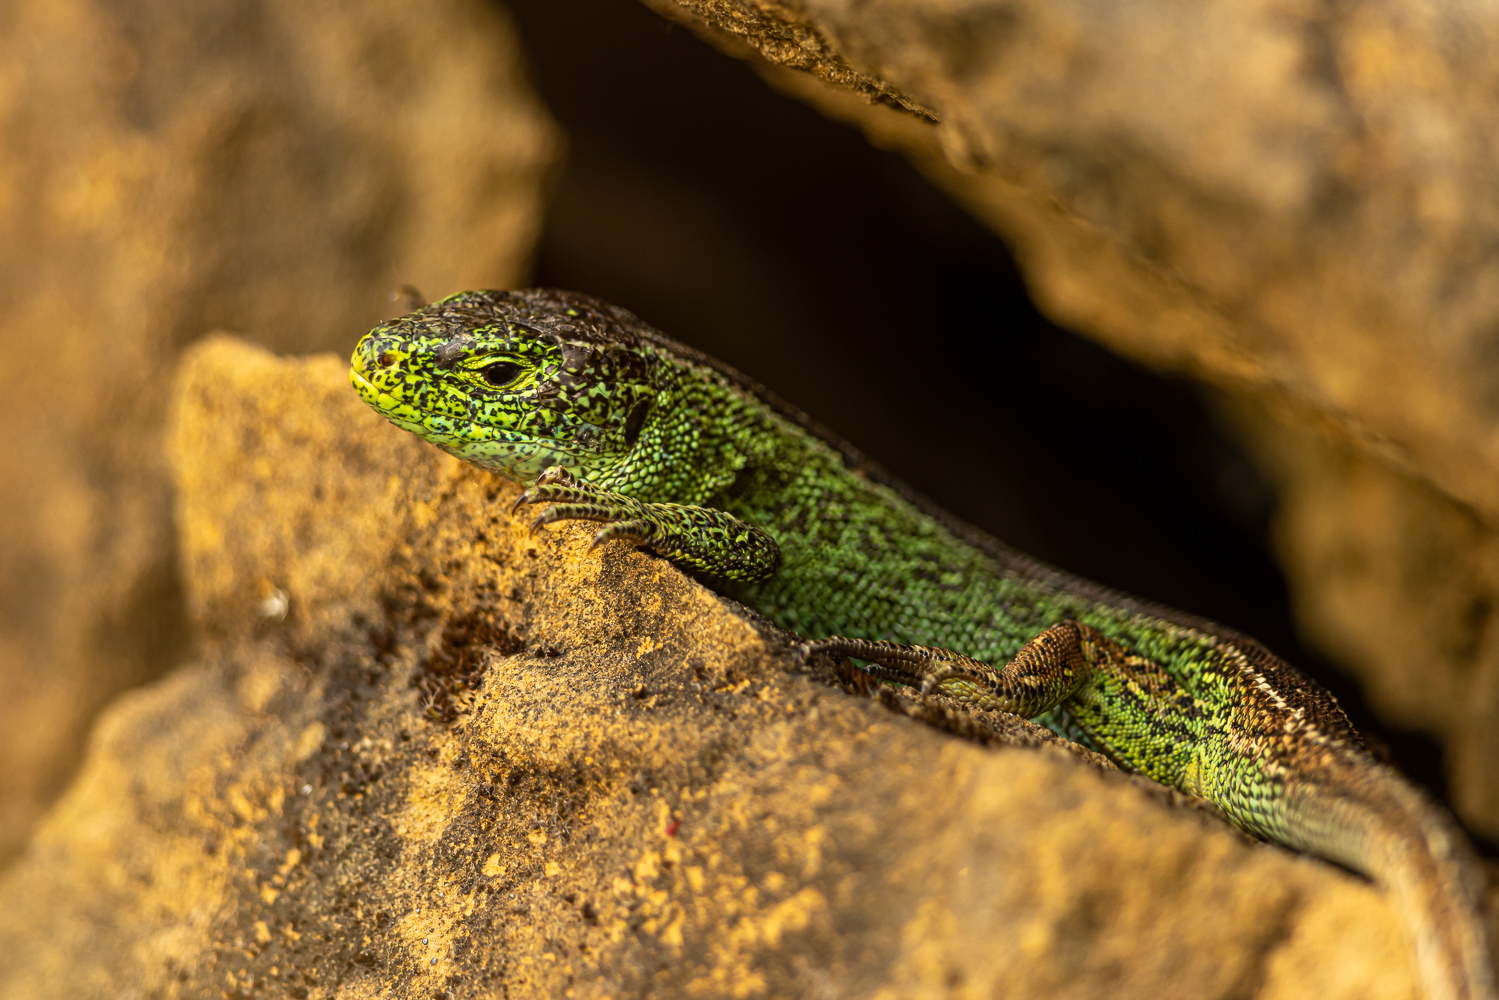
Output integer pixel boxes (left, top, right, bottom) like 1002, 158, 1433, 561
645, 0, 1499, 524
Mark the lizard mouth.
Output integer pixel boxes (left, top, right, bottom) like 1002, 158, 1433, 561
348, 364, 586, 466
349, 365, 452, 418
348, 365, 468, 435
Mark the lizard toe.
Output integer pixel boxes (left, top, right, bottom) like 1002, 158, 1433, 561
589, 519, 654, 551
529, 501, 625, 532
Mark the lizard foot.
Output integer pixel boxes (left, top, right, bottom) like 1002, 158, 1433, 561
509, 466, 781, 583
795, 637, 994, 691
512, 466, 655, 542
797, 623, 1095, 718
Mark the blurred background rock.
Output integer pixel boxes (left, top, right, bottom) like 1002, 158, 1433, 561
0, 0, 558, 863
2, 0, 1497, 875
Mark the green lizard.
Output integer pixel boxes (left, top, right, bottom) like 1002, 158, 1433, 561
350, 287, 1493, 1000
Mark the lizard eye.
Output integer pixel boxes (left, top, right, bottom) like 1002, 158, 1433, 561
480, 361, 523, 387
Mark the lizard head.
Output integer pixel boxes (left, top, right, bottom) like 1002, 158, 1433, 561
350, 289, 659, 481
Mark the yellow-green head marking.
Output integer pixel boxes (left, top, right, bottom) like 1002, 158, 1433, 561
351, 289, 660, 482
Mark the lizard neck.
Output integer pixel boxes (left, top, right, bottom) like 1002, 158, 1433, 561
591, 352, 777, 507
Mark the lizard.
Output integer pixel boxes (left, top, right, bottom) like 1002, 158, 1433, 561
349, 287, 1494, 1000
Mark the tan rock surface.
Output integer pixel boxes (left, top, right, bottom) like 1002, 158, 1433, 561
637, 0, 1499, 836
638, 0, 1499, 518
0, 338, 1438, 996
0, 0, 558, 861
1235, 414, 1499, 839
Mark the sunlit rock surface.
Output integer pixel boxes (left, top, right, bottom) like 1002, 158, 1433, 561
0, 0, 558, 861
0, 338, 1430, 998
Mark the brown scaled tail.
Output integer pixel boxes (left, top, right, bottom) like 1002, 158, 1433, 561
1283, 755, 1495, 1000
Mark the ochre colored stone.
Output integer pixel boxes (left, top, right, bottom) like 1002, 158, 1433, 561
0, 0, 558, 860
0, 338, 1436, 997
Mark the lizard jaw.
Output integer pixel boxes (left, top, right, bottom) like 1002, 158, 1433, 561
349, 364, 600, 482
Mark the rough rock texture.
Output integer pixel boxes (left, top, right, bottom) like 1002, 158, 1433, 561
638, 0, 1499, 836
1235, 416, 1499, 837
0, 337, 1443, 998
0, 0, 557, 861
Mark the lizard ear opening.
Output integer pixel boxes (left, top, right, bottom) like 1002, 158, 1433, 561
624, 399, 652, 447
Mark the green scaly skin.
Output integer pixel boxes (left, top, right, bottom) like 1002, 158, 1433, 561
351, 288, 1493, 1000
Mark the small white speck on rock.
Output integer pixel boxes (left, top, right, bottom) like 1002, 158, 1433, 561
257, 587, 289, 621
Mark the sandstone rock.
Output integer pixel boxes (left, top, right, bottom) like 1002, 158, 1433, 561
1233, 412, 1499, 841
636, 0, 1499, 836
0, 337, 1438, 997
0, 0, 558, 861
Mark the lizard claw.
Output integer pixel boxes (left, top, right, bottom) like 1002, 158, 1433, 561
515, 470, 584, 515
794, 639, 844, 664
512, 466, 581, 514
528, 501, 634, 534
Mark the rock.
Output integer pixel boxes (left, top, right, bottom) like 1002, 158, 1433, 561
1232, 412, 1499, 840
636, 0, 1499, 836
0, 337, 1435, 997
637, 0, 1499, 519
0, 0, 558, 861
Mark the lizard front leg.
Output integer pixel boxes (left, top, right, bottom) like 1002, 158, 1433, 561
513, 466, 781, 584
798, 621, 1104, 718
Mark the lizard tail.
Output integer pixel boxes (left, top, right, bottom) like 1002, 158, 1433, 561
1281, 757, 1495, 1000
